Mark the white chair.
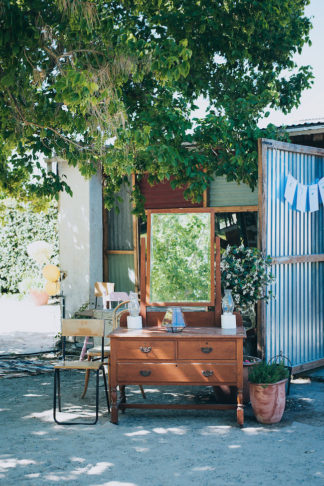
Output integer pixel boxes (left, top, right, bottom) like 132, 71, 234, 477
104, 291, 129, 309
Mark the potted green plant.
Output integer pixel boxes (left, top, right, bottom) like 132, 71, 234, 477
248, 361, 289, 424
243, 355, 262, 404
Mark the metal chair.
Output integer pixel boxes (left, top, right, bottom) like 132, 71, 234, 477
53, 319, 110, 425
81, 300, 146, 400
80, 298, 128, 399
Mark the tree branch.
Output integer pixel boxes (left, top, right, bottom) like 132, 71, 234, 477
6, 89, 93, 152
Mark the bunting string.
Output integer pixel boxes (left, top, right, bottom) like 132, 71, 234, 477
284, 174, 324, 212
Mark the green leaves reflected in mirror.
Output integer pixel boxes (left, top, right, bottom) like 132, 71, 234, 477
150, 212, 211, 303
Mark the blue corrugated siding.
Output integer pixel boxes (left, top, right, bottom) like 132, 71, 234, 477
264, 142, 324, 367
266, 262, 324, 366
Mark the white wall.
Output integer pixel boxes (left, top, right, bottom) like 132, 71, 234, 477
58, 162, 103, 317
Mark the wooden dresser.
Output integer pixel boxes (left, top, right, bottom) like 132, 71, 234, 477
109, 326, 245, 425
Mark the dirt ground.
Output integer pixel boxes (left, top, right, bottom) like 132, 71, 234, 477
0, 367, 324, 486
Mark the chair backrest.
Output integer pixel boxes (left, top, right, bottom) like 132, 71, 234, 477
62, 319, 105, 337
107, 291, 129, 303
112, 300, 130, 329
94, 282, 115, 297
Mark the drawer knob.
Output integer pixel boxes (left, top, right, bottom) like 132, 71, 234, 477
202, 370, 214, 377
140, 346, 152, 353
140, 370, 151, 377
201, 347, 213, 354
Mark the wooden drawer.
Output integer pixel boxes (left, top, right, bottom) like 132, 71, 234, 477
178, 340, 236, 360
115, 340, 176, 360
117, 362, 237, 384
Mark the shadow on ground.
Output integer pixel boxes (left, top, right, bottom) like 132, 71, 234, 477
1, 369, 324, 486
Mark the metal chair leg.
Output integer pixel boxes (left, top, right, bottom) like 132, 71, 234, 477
53, 369, 57, 423
95, 369, 99, 424
57, 369, 61, 412
101, 366, 110, 413
53, 369, 100, 426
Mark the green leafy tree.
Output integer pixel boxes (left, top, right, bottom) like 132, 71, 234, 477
0, 0, 313, 211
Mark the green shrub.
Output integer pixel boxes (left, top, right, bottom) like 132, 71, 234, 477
221, 245, 275, 313
0, 199, 58, 294
248, 361, 289, 384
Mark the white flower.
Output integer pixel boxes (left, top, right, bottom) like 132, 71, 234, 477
27, 240, 53, 266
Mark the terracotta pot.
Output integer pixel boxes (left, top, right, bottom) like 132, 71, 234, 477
30, 289, 49, 306
243, 356, 262, 404
249, 379, 287, 424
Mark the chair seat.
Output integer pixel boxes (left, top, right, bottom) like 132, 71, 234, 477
87, 345, 110, 357
54, 360, 105, 370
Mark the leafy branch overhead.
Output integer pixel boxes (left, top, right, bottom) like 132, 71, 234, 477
0, 0, 313, 209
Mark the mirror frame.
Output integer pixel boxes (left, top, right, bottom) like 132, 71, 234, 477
146, 208, 215, 307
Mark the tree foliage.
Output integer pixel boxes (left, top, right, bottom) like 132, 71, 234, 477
0, 0, 313, 211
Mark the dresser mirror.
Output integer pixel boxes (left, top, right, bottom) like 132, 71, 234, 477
147, 209, 214, 306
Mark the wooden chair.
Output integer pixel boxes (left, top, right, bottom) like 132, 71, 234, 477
81, 300, 146, 400
112, 299, 131, 328
94, 282, 115, 309
53, 319, 110, 425
80, 303, 124, 400
80, 299, 128, 399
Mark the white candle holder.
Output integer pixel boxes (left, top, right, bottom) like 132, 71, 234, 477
221, 313, 236, 329
127, 315, 142, 329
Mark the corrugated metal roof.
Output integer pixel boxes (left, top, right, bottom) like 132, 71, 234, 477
284, 120, 324, 129
282, 120, 324, 135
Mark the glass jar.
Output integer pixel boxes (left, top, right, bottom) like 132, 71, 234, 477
222, 289, 234, 314
128, 292, 140, 317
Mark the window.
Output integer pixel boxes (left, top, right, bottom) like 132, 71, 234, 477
215, 212, 258, 248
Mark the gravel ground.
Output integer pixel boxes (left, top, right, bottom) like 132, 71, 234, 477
0, 370, 324, 486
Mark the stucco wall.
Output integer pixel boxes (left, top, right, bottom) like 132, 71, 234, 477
58, 162, 102, 317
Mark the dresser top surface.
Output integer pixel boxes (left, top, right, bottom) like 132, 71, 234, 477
110, 326, 246, 339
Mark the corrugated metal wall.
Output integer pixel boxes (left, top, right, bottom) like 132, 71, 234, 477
107, 182, 133, 250
261, 140, 324, 369
108, 254, 136, 293
105, 180, 136, 292
209, 175, 258, 207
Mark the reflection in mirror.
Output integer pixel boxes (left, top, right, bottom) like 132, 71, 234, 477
150, 212, 211, 303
